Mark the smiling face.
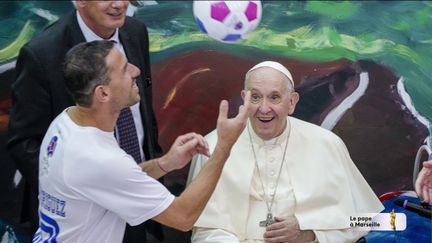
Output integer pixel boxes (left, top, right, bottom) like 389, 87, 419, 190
76, 0, 129, 39
105, 47, 141, 110
242, 67, 299, 140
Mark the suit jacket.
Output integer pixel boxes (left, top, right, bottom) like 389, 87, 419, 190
7, 11, 163, 241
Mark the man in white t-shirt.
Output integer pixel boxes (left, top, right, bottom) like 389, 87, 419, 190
32, 40, 252, 243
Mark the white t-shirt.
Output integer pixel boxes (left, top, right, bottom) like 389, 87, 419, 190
33, 109, 174, 243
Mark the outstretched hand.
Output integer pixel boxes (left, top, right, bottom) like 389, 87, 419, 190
415, 160, 432, 204
157, 92, 251, 173
161, 132, 210, 172
216, 91, 251, 149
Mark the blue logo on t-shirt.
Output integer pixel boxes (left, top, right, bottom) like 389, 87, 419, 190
47, 136, 58, 157
32, 211, 60, 243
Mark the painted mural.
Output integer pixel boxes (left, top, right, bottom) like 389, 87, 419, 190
0, 1, 431, 242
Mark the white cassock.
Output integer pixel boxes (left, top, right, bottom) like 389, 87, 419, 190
187, 117, 384, 243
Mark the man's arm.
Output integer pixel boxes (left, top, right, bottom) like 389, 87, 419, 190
140, 132, 209, 179
415, 160, 432, 203
151, 92, 251, 231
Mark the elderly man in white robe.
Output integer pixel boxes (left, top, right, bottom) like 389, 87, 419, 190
187, 61, 384, 243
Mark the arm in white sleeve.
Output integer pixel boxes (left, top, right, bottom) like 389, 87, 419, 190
313, 228, 367, 243
192, 228, 240, 243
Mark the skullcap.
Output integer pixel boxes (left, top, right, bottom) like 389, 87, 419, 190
246, 61, 294, 87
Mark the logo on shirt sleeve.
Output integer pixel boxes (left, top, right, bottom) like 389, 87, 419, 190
47, 136, 58, 157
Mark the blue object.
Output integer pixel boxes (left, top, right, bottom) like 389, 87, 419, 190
222, 34, 242, 42
365, 195, 431, 243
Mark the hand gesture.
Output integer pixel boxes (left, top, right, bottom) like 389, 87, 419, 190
216, 91, 251, 149
162, 133, 210, 172
415, 160, 432, 204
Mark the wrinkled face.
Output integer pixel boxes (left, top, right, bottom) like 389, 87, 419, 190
105, 48, 141, 110
77, 1, 128, 38
242, 67, 299, 140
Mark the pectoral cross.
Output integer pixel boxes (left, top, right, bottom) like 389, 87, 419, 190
259, 213, 274, 227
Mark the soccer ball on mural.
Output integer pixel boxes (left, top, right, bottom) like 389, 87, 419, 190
193, 0, 262, 43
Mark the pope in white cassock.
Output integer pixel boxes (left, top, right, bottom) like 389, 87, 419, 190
187, 61, 384, 243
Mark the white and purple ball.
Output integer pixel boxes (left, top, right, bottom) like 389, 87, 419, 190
193, 0, 262, 43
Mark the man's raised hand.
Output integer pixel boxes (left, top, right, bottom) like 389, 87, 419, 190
216, 91, 251, 149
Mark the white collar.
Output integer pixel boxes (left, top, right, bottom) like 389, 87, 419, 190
76, 10, 120, 43
248, 117, 290, 147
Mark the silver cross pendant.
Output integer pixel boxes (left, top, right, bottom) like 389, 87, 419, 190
259, 213, 274, 227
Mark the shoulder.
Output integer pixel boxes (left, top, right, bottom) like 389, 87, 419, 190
125, 16, 146, 25
289, 116, 343, 144
27, 11, 75, 49
22, 11, 76, 59
122, 16, 148, 34
63, 133, 132, 181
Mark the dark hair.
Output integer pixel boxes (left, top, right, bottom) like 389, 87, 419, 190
63, 40, 115, 107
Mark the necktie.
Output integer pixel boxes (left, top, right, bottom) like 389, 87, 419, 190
116, 107, 142, 163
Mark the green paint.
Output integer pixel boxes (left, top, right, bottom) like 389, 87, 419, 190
0, 21, 35, 63
305, 1, 359, 20
415, 7, 430, 27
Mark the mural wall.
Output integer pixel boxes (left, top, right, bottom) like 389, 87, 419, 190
0, 0, 431, 240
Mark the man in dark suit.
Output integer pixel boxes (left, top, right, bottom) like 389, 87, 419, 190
8, 1, 162, 242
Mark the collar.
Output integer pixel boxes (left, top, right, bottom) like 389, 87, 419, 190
76, 10, 120, 42
247, 117, 290, 147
